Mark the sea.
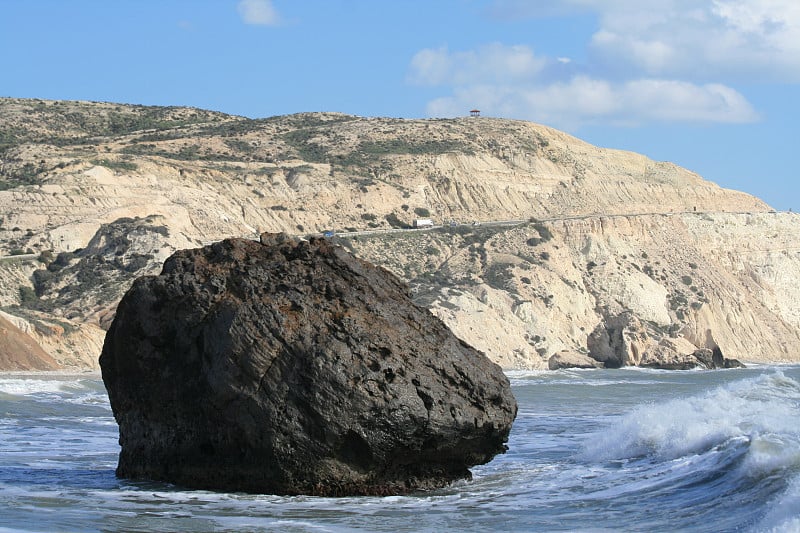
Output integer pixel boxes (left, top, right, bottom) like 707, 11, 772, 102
1, 365, 799, 532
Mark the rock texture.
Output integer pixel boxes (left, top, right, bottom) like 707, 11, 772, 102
100, 234, 516, 495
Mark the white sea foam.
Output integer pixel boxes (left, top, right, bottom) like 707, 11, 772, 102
580, 371, 800, 469
512, 366, 684, 386
758, 474, 800, 533
0, 378, 69, 396
0, 377, 108, 411
504, 369, 550, 379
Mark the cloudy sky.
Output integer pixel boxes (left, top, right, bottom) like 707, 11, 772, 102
2, 0, 797, 209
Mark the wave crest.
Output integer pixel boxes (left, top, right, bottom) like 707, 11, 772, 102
580, 371, 800, 477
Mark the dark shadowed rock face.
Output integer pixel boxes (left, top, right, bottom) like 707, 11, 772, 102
100, 233, 517, 496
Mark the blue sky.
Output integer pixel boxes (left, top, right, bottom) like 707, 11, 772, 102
1, 0, 798, 210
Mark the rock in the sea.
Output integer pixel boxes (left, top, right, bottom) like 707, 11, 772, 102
548, 349, 603, 370
586, 313, 746, 370
639, 337, 702, 370
100, 234, 517, 496
692, 347, 745, 369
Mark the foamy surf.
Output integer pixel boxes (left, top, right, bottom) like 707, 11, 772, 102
1, 365, 798, 531
581, 371, 800, 464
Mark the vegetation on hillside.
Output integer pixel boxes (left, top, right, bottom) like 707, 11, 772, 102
0, 97, 559, 192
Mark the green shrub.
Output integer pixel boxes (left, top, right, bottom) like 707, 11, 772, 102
32, 269, 54, 296
485, 263, 516, 292
532, 223, 553, 242
18, 286, 37, 305
38, 250, 55, 264
384, 213, 406, 228
91, 158, 138, 172
54, 251, 75, 266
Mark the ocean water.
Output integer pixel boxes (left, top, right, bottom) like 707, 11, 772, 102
1, 366, 799, 532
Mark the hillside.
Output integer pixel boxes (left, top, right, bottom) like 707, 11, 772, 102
1, 97, 795, 370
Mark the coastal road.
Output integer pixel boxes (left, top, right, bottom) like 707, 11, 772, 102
2, 209, 794, 260
312, 208, 790, 240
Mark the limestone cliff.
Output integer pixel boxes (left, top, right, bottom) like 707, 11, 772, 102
346, 213, 800, 369
0, 97, 795, 369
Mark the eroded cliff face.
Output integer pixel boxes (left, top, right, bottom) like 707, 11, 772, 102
0, 98, 795, 369
349, 213, 800, 369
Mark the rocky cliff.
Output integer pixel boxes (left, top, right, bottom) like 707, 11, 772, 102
345, 212, 800, 368
1, 97, 796, 369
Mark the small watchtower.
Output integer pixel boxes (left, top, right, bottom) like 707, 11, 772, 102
470, 109, 480, 117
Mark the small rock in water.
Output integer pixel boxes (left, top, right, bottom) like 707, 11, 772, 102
100, 233, 517, 495
548, 350, 602, 370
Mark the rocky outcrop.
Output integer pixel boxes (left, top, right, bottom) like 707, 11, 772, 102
586, 313, 649, 368
585, 312, 745, 370
25, 215, 196, 329
548, 350, 601, 370
100, 234, 517, 495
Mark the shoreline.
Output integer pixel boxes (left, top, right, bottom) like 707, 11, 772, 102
3, 361, 799, 377
0, 369, 101, 377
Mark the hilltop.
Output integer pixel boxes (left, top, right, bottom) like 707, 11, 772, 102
1, 97, 796, 370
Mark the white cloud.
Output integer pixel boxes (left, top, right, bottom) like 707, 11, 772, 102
491, 0, 800, 81
421, 74, 758, 130
409, 2, 778, 128
409, 44, 547, 87
237, 0, 280, 26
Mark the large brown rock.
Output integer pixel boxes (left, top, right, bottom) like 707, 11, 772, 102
100, 234, 516, 495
